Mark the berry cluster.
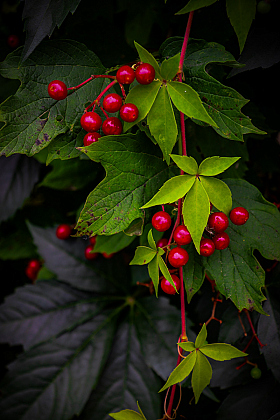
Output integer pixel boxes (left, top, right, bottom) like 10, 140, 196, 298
47, 62, 155, 147
25, 259, 41, 281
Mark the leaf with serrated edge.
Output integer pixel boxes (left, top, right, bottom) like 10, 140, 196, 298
179, 341, 195, 352
167, 81, 217, 126
130, 246, 156, 265
182, 178, 210, 253
198, 156, 240, 176
134, 41, 161, 79
200, 176, 232, 215
158, 255, 179, 293
147, 85, 178, 164
170, 154, 198, 174
192, 351, 212, 404
195, 323, 207, 348
109, 409, 145, 420
148, 256, 159, 297
147, 229, 157, 250
176, 0, 218, 14
160, 53, 180, 80
142, 175, 195, 209
159, 350, 197, 392
226, 0, 256, 53
200, 343, 247, 360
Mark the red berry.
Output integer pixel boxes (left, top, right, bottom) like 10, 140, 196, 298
25, 259, 41, 281
83, 132, 101, 146
212, 232, 230, 250
102, 117, 123, 135
156, 238, 168, 249
80, 112, 102, 132
152, 211, 172, 232
103, 93, 123, 113
200, 238, 215, 256
135, 63, 155, 85
48, 80, 68, 100
161, 274, 181, 295
116, 65, 135, 84
173, 225, 192, 245
56, 224, 72, 239
230, 207, 249, 225
89, 236, 97, 245
208, 212, 229, 233
102, 252, 114, 259
85, 245, 98, 260
119, 103, 139, 122
168, 247, 189, 268
7, 34, 19, 48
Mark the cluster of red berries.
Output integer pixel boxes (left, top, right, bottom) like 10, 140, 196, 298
47, 62, 155, 147
151, 206, 249, 294
25, 259, 41, 281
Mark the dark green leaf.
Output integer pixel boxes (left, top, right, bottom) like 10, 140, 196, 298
198, 156, 240, 176
226, 0, 256, 53
134, 42, 161, 79
159, 350, 197, 392
130, 246, 156, 265
182, 243, 205, 302
0, 222, 36, 260
93, 232, 135, 254
200, 343, 246, 360
192, 351, 212, 403
176, 0, 218, 14
170, 154, 198, 175
195, 323, 207, 348
160, 53, 180, 80
200, 176, 232, 215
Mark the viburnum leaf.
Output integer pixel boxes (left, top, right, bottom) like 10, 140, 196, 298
141, 175, 195, 209
195, 323, 207, 348
0, 40, 105, 157
160, 53, 181, 80
129, 246, 156, 265
200, 176, 232, 215
226, 0, 256, 53
75, 132, 174, 237
147, 84, 178, 163
198, 156, 241, 176
176, 0, 218, 14
192, 351, 212, 403
170, 154, 198, 175
93, 232, 136, 254
199, 343, 246, 360
134, 42, 161, 80
159, 350, 197, 392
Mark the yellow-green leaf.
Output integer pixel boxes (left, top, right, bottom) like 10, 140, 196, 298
148, 256, 160, 297
200, 176, 232, 215
129, 246, 156, 265
176, 0, 218, 14
160, 53, 180, 80
195, 323, 207, 348
134, 41, 161, 79
198, 156, 241, 176
170, 155, 198, 175
199, 343, 247, 360
192, 351, 212, 404
159, 350, 197, 392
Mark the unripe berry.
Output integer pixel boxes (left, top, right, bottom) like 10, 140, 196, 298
168, 247, 189, 268
152, 211, 172, 232
230, 207, 249, 225
250, 367, 262, 379
160, 274, 181, 295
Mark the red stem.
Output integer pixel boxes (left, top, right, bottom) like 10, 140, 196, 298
85, 79, 118, 112
166, 353, 182, 417
68, 74, 116, 91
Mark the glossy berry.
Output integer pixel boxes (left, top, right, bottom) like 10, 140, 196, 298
230, 207, 249, 225
119, 103, 139, 122
200, 238, 215, 257
56, 224, 72, 239
257, 0, 271, 14
80, 112, 102, 132
173, 225, 192, 245
7, 34, 20, 48
102, 117, 123, 135
156, 238, 168, 249
116, 65, 135, 84
161, 274, 181, 295
152, 211, 172, 232
212, 232, 230, 250
208, 212, 229, 233
103, 93, 123, 113
102, 252, 114, 259
250, 367, 262, 379
48, 80, 68, 100
168, 247, 189, 268
25, 259, 41, 281
135, 63, 155, 85
89, 236, 97, 245
83, 132, 101, 146
85, 245, 98, 260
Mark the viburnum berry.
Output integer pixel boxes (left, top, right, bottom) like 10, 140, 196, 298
116, 65, 135, 84
56, 224, 72, 239
102, 252, 114, 259
250, 367, 262, 379
25, 259, 41, 281
7, 34, 20, 48
80, 112, 102, 132
173, 225, 192, 245
160, 274, 181, 295
119, 103, 139, 122
212, 232, 230, 250
257, 0, 271, 14
168, 247, 189, 268
152, 211, 172, 232
200, 238, 215, 256
83, 132, 101, 146
135, 63, 155, 85
230, 207, 249, 225
102, 117, 123, 135
85, 245, 98, 260
48, 80, 68, 100
103, 93, 123, 113
208, 212, 229, 233
89, 236, 97, 245
156, 238, 168, 249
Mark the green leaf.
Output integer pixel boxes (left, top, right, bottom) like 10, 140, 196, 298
93, 232, 136, 254
198, 156, 241, 176
148, 256, 160, 297
158, 255, 179, 293
130, 246, 156, 265
200, 176, 232, 215
176, 0, 218, 14
141, 175, 195, 209
159, 350, 197, 392
75, 132, 174, 236
192, 351, 212, 403
182, 178, 210, 253
167, 81, 217, 126
182, 243, 205, 302
195, 323, 207, 348
160, 53, 180, 80
0, 222, 36, 260
109, 410, 145, 420
226, 0, 256, 53
178, 341, 196, 352
199, 343, 246, 360
147, 85, 178, 163
147, 229, 157, 250
0, 40, 105, 157
134, 42, 161, 79
170, 154, 198, 175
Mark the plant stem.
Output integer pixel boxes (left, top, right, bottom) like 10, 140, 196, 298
85, 79, 118, 112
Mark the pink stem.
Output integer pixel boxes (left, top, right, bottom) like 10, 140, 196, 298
85, 79, 118, 112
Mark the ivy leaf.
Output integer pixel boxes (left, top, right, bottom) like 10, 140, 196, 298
198, 156, 241, 176
134, 42, 161, 79
199, 343, 246, 360
141, 175, 195, 209
195, 323, 207, 348
170, 154, 198, 175
129, 246, 156, 265
75, 132, 174, 237
192, 351, 212, 403
167, 81, 217, 127
226, 0, 256, 53
147, 85, 178, 164
176, 0, 218, 14
159, 350, 197, 392
160, 53, 181, 80
200, 176, 232, 215
93, 232, 135, 254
